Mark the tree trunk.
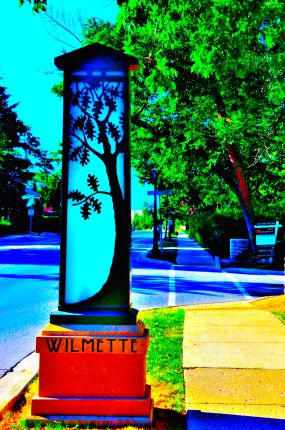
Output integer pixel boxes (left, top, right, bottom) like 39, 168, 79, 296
102, 155, 130, 306
74, 154, 130, 310
226, 144, 256, 251
214, 91, 256, 251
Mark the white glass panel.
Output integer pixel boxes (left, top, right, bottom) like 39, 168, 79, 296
64, 77, 125, 304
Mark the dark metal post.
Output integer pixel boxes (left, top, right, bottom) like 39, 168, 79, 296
151, 169, 160, 257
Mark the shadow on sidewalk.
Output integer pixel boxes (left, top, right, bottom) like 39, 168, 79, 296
154, 407, 186, 429
187, 410, 285, 429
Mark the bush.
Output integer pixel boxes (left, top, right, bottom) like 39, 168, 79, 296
0, 215, 28, 236
40, 215, 60, 233
0, 218, 13, 236
187, 212, 247, 257
132, 211, 153, 230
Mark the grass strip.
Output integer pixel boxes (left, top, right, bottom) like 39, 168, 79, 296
274, 312, 285, 324
139, 307, 185, 415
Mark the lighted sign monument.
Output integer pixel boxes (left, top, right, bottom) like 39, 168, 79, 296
53, 43, 137, 324
31, 43, 153, 427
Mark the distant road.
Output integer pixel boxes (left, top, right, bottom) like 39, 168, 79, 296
0, 231, 283, 377
0, 233, 60, 377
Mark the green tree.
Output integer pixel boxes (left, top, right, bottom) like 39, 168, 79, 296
34, 145, 62, 210
132, 203, 153, 230
18, 0, 46, 13
0, 82, 51, 224
82, 0, 285, 250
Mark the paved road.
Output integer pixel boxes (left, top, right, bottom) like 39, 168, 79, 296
131, 231, 284, 309
0, 231, 283, 377
0, 233, 60, 377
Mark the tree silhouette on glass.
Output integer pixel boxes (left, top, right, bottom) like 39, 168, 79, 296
67, 76, 129, 307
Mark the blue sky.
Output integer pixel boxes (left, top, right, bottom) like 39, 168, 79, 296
0, 0, 151, 209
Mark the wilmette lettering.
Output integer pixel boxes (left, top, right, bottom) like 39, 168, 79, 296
45, 338, 63, 352
44, 337, 140, 353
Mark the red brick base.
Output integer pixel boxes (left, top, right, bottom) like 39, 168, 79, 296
31, 321, 153, 426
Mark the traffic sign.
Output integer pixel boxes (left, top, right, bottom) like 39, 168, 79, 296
147, 190, 173, 196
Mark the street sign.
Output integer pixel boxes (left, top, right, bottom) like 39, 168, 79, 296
28, 208, 34, 216
147, 190, 173, 196
254, 221, 281, 246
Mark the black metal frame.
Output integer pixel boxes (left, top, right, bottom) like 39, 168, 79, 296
52, 43, 138, 324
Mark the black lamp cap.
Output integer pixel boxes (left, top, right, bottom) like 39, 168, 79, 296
55, 42, 138, 71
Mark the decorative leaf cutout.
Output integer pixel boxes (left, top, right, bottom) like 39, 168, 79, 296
67, 75, 124, 222
68, 190, 85, 202
107, 86, 120, 99
69, 145, 82, 162
80, 147, 90, 166
87, 174, 99, 192
90, 197, 102, 214
81, 201, 91, 220
92, 100, 104, 117
81, 89, 91, 109
85, 116, 95, 140
72, 115, 85, 131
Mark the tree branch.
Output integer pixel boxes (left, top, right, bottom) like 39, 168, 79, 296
132, 102, 149, 122
72, 190, 111, 206
44, 11, 82, 45
70, 131, 104, 161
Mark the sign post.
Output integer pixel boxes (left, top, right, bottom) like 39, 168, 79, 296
147, 189, 173, 257
28, 208, 34, 235
31, 43, 152, 428
22, 189, 40, 235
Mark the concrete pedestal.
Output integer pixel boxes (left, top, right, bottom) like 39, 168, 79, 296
31, 320, 153, 427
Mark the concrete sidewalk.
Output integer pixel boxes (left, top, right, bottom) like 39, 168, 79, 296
176, 233, 218, 268
183, 301, 285, 429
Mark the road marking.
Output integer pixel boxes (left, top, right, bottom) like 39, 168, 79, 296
0, 245, 60, 250
132, 268, 170, 276
223, 271, 252, 300
168, 264, 176, 306
266, 275, 284, 283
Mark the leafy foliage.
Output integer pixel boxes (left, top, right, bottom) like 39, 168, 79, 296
18, 0, 46, 13
0, 82, 52, 224
34, 146, 62, 210
82, 0, 285, 241
132, 203, 153, 230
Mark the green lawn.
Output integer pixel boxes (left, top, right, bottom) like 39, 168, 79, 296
139, 307, 185, 414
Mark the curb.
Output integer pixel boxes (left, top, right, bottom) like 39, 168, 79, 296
0, 352, 38, 418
